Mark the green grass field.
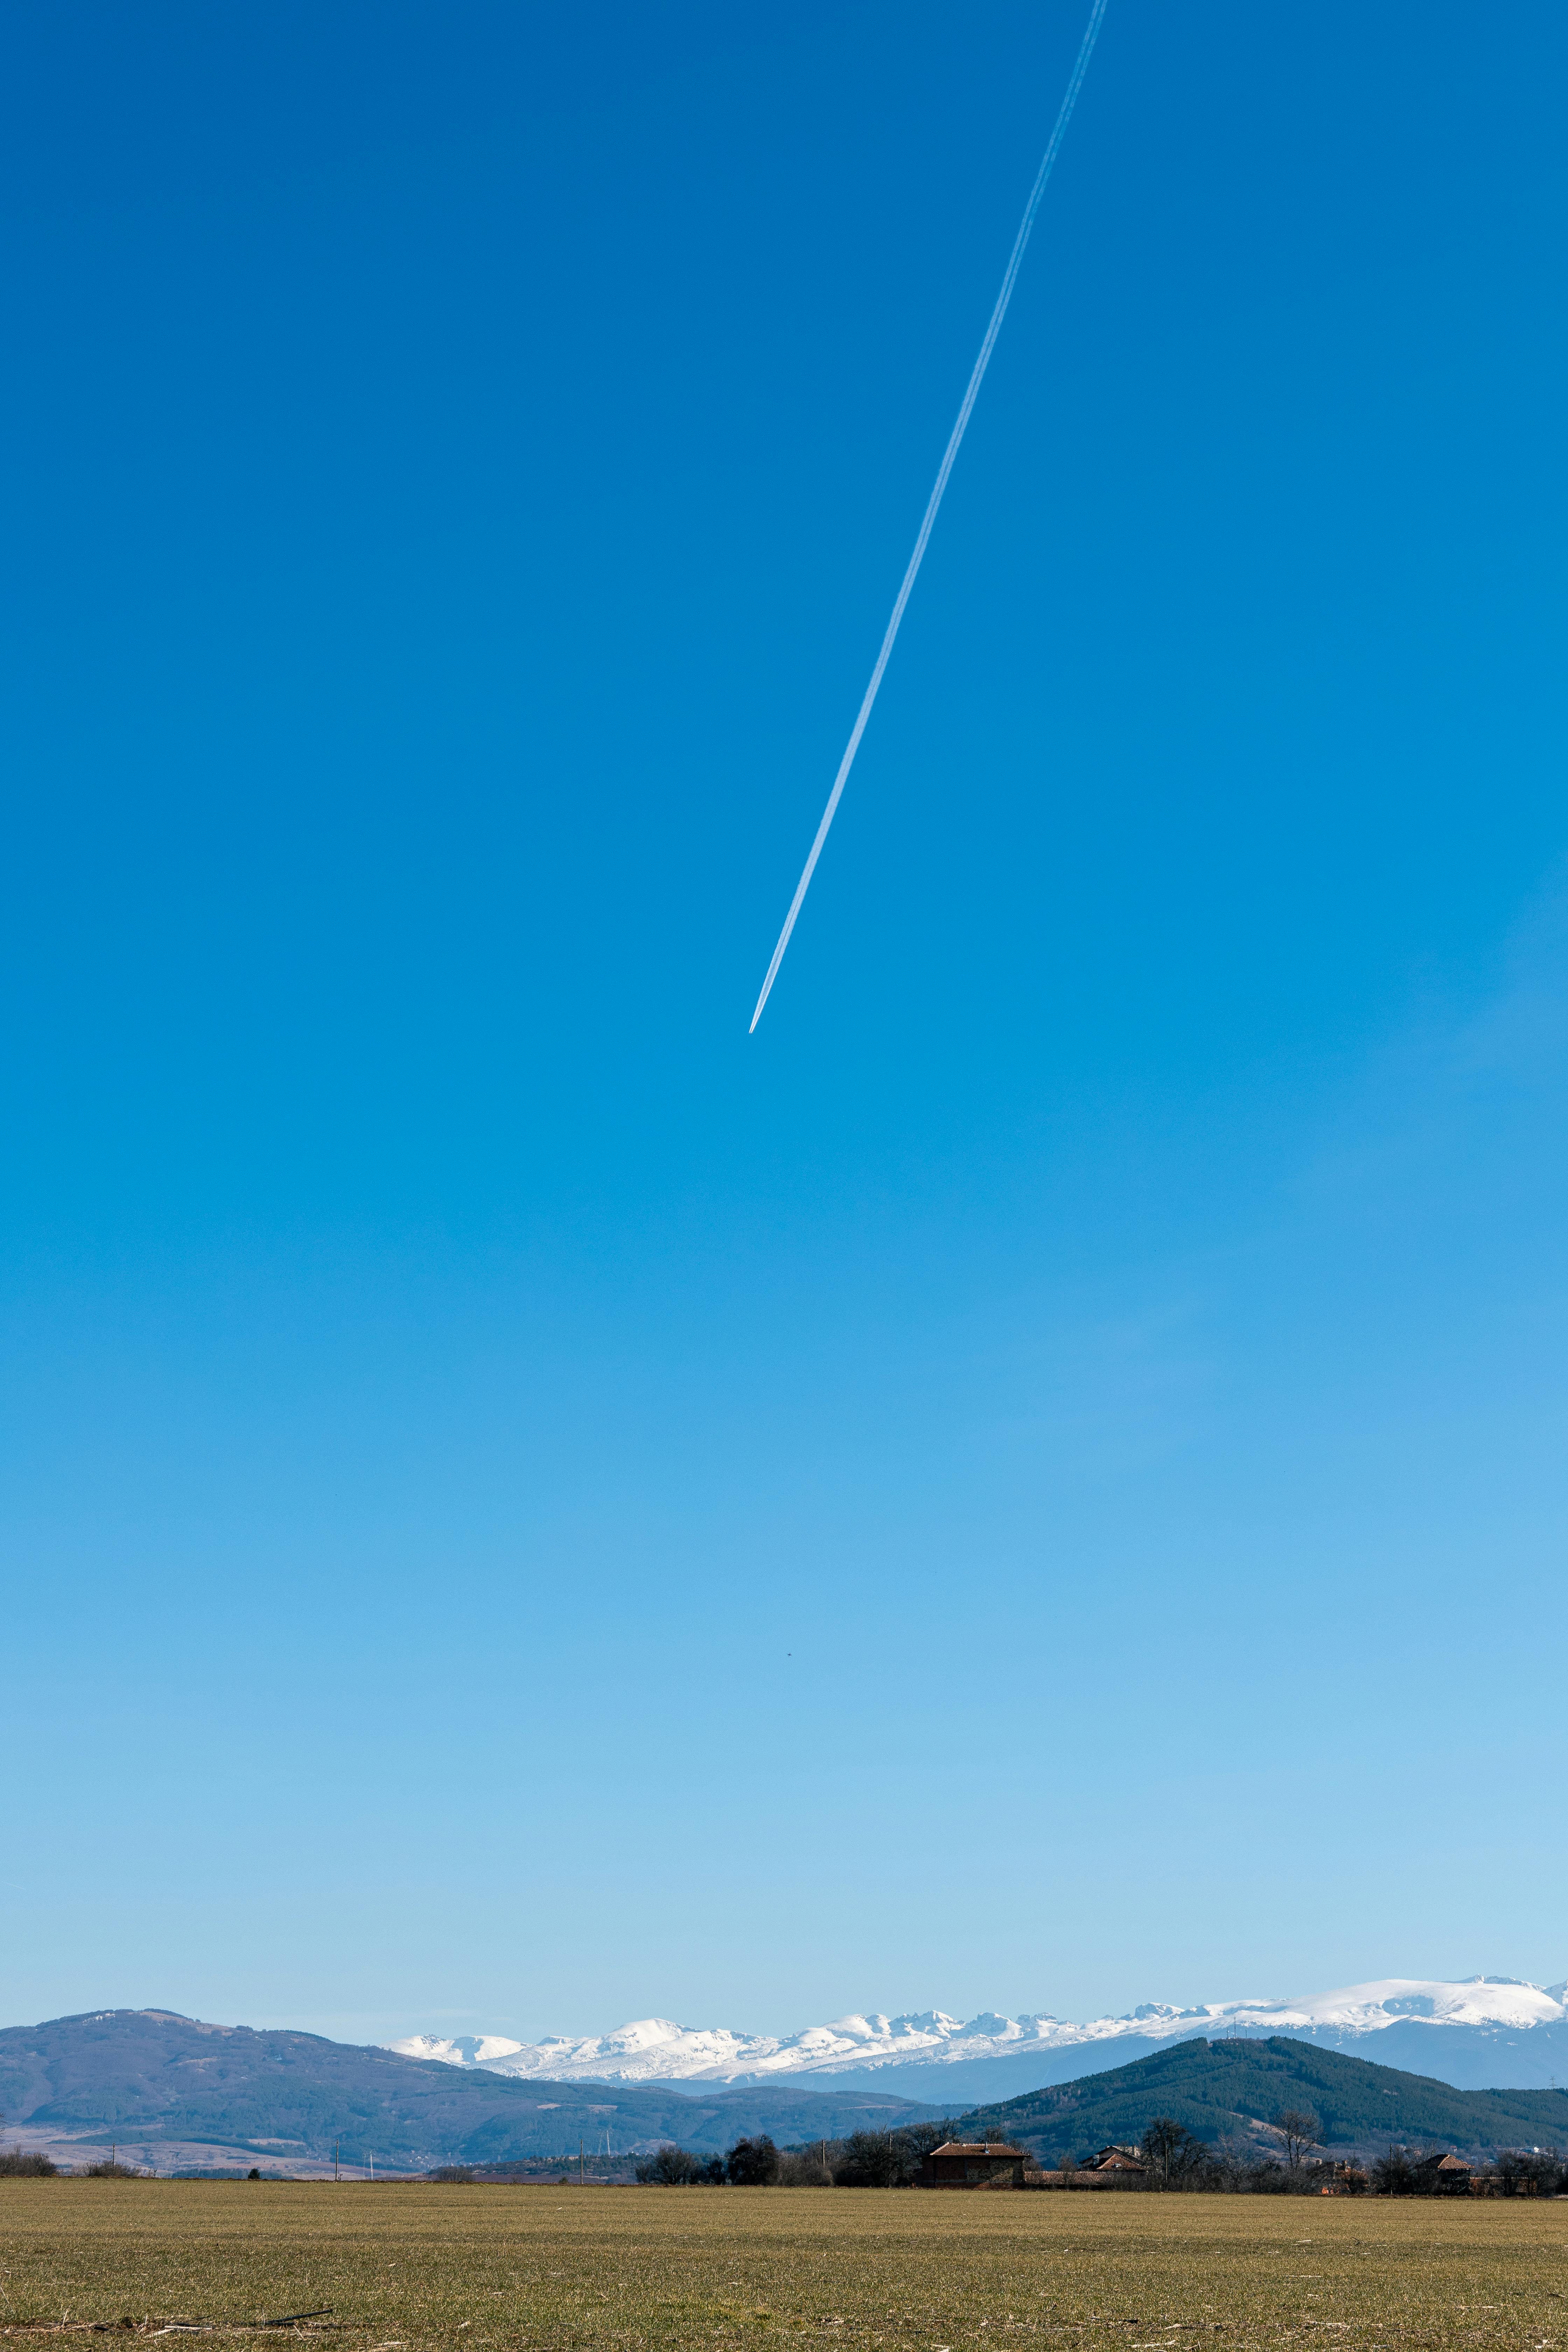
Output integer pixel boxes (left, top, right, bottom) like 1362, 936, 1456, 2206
2, 2184, 1565, 2352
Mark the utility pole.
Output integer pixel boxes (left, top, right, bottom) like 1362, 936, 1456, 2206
335, 2140, 340, 2183
579, 2139, 584, 2188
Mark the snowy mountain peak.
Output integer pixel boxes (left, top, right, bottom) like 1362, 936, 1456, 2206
387, 1974, 1568, 2088
399, 2033, 527, 2068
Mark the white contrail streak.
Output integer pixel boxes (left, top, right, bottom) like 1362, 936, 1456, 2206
749, 0, 1111, 1033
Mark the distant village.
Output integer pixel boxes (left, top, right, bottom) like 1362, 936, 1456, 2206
622, 2118, 1565, 2198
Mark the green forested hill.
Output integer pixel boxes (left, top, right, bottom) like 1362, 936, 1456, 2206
946, 2036, 1568, 2159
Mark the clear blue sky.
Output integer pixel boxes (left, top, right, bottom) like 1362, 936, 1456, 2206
3, 0, 1565, 2048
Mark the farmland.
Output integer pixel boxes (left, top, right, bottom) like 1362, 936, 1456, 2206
1, 2183, 1564, 2352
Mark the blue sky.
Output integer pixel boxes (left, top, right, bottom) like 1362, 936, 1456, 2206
3, 0, 1566, 2047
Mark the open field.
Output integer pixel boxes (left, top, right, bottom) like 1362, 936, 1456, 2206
1, 2185, 1564, 2352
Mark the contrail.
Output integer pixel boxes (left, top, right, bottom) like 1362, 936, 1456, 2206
749, 0, 1111, 1033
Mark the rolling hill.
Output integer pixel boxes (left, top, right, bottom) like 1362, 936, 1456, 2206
941, 2035, 1568, 2161
0, 2010, 940, 2171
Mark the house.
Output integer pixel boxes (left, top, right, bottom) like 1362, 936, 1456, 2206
1413, 2153, 1472, 2194
918, 2141, 1028, 2189
1085, 2146, 1147, 2175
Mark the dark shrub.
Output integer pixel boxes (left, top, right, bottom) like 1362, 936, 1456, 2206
1371, 2147, 1418, 2196
0, 2149, 58, 2177
1494, 2150, 1566, 2196
835, 2131, 907, 2188
1246, 2159, 1293, 2194
428, 2165, 476, 2183
81, 2161, 141, 2178
635, 2146, 705, 2185
727, 2135, 780, 2186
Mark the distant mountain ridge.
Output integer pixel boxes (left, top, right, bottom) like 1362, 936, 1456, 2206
390, 1976, 1568, 2101
9, 2008, 1565, 2176
0, 2009, 940, 2173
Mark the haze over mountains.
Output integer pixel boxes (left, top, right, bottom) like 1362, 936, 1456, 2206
8, 2007, 1567, 2178
391, 1977, 1568, 2102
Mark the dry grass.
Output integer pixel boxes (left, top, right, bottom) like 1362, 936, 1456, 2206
1, 2183, 1564, 2352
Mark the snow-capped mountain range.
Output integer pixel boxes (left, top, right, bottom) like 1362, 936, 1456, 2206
389, 1976, 1568, 2102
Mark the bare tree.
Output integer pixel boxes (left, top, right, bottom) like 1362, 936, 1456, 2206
1270, 2109, 1321, 2170
1208, 2131, 1256, 2191
1141, 2118, 1208, 2186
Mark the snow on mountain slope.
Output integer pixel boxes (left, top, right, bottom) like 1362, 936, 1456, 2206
396, 2035, 531, 2068
388, 1977, 1568, 2087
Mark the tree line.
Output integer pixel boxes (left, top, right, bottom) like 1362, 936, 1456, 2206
632, 2106, 1566, 2196
636, 2122, 959, 2187
0, 2150, 139, 2177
